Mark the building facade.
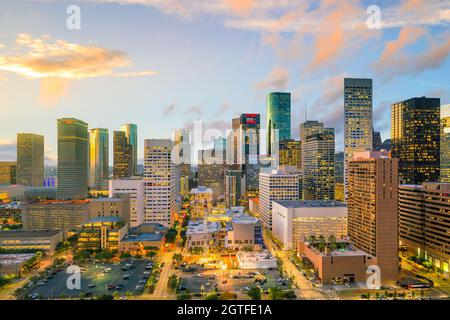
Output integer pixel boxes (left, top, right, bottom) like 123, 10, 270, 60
120, 124, 138, 176
0, 162, 16, 185
113, 130, 132, 179
16, 133, 44, 187
279, 139, 301, 169
191, 186, 213, 220
89, 128, 109, 190
441, 105, 450, 182
348, 151, 398, 284
266, 92, 291, 155
57, 118, 89, 200
391, 97, 440, 184
109, 178, 145, 228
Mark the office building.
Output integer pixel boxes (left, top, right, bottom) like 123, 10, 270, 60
272, 200, 347, 250
279, 139, 301, 169
0, 162, 16, 185
113, 130, 132, 179
398, 183, 450, 274
334, 151, 344, 201
186, 220, 221, 249
344, 78, 373, 199
57, 118, 89, 200
259, 169, 299, 229
16, 133, 44, 187
303, 128, 335, 200
300, 121, 324, 170
120, 124, 138, 176
266, 93, 291, 155
225, 169, 245, 207
78, 217, 127, 251
198, 149, 225, 200
348, 151, 398, 284
21, 200, 90, 231
89, 196, 130, 223
109, 178, 145, 228
441, 105, 450, 182
372, 131, 382, 151
0, 230, 63, 254
225, 213, 263, 249
89, 128, 109, 190
144, 139, 176, 226
391, 97, 440, 184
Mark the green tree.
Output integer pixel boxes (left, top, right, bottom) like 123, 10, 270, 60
172, 253, 183, 264
247, 286, 261, 300
269, 286, 284, 300
167, 274, 179, 293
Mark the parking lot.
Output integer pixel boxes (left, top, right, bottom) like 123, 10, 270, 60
26, 259, 153, 299
178, 264, 288, 297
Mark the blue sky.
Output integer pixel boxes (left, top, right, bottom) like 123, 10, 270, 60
0, 0, 449, 164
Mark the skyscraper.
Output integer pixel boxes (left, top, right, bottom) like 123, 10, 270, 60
113, 131, 132, 179
279, 139, 301, 170
230, 113, 260, 192
267, 93, 291, 155
89, 128, 109, 190
303, 128, 335, 200
344, 78, 373, 199
441, 104, 450, 182
334, 151, 345, 202
16, 133, 44, 187
348, 151, 398, 285
0, 162, 16, 185
120, 124, 138, 176
197, 149, 225, 201
225, 169, 245, 207
391, 97, 440, 184
300, 121, 324, 171
372, 131, 382, 151
57, 118, 89, 200
144, 139, 176, 226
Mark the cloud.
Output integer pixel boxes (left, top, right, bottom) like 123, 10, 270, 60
38, 77, 70, 106
186, 105, 205, 116
224, 0, 255, 16
215, 103, 232, 116
255, 66, 289, 90
162, 103, 176, 116
0, 34, 157, 79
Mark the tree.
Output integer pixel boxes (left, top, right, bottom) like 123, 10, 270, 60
220, 291, 237, 300
146, 251, 157, 259
120, 252, 131, 260
168, 274, 179, 293
172, 253, 183, 264
247, 286, 261, 300
205, 293, 218, 300
269, 286, 284, 300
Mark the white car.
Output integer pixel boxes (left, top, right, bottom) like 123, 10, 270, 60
36, 281, 46, 286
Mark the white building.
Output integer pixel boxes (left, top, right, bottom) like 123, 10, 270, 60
259, 169, 299, 229
272, 200, 348, 250
237, 251, 277, 269
109, 178, 144, 227
186, 220, 221, 249
225, 213, 262, 249
144, 139, 176, 227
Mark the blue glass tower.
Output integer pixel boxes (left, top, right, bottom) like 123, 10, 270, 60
266, 92, 291, 155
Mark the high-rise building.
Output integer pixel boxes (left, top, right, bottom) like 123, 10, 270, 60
279, 139, 301, 170
230, 114, 260, 192
120, 124, 138, 176
225, 169, 245, 207
391, 97, 440, 184
259, 169, 299, 229
334, 151, 345, 202
441, 105, 450, 182
267, 93, 291, 155
57, 118, 88, 200
89, 128, 109, 190
0, 162, 16, 185
344, 78, 373, 199
348, 151, 398, 284
144, 139, 176, 226
372, 131, 382, 151
16, 133, 44, 187
113, 131, 132, 179
300, 121, 324, 171
198, 149, 225, 201
303, 128, 335, 200
399, 183, 450, 273
173, 128, 192, 194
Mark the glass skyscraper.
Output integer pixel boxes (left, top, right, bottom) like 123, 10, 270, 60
113, 131, 132, 179
120, 123, 138, 176
344, 78, 373, 199
441, 104, 450, 182
16, 133, 44, 187
266, 92, 291, 155
391, 97, 440, 184
57, 118, 89, 200
89, 128, 109, 190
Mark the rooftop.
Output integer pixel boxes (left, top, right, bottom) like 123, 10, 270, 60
237, 251, 276, 262
0, 229, 62, 239
191, 186, 213, 194
186, 220, 221, 235
121, 233, 164, 242
90, 197, 125, 202
274, 200, 347, 208
232, 213, 259, 225
86, 216, 123, 223
0, 253, 36, 266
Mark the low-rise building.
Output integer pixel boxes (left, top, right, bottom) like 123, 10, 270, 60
78, 217, 128, 251
186, 220, 221, 249
21, 200, 89, 232
0, 253, 38, 276
0, 202, 21, 224
272, 200, 347, 250
120, 223, 168, 254
89, 196, 130, 223
236, 251, 277, 269
297, 240, 372, 284
0, 229, 63, 254
225, 214, 262, 249
109, 178, 145, 228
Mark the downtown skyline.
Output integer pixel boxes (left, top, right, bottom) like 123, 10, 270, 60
0, 0, 449, 165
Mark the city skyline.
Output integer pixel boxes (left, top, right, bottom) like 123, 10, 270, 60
1, 0, 449, 165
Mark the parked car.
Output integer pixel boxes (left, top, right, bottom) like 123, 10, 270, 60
123, 274, 130, 280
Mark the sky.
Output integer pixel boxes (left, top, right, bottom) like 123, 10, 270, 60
0, 0, 449, 165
